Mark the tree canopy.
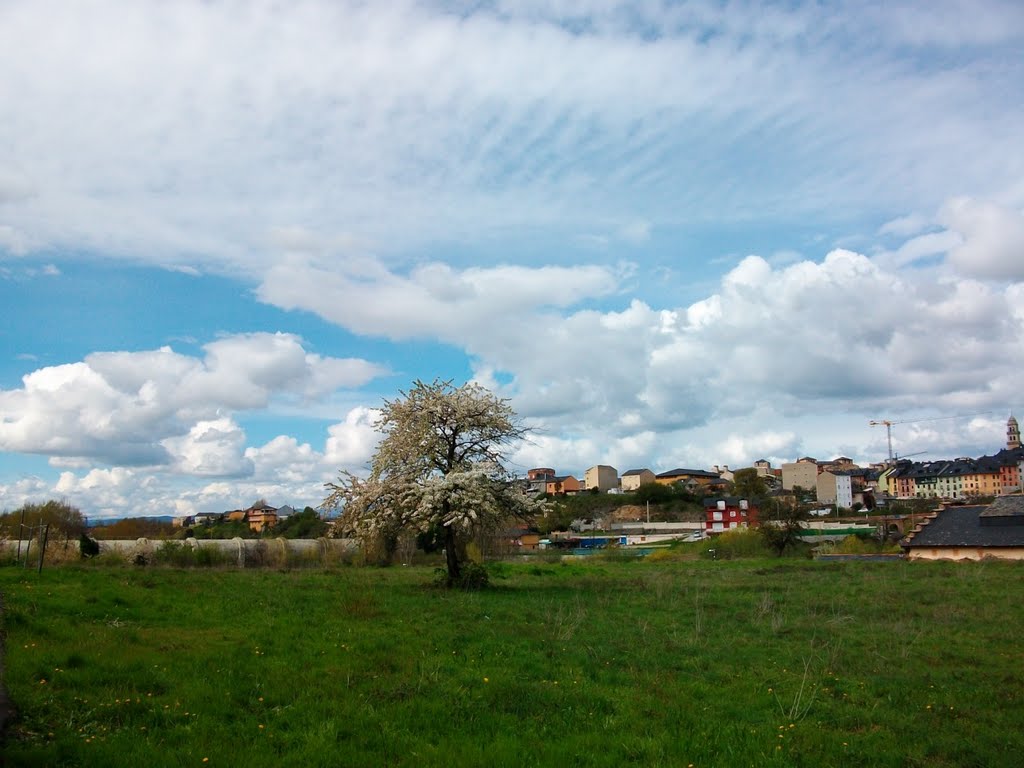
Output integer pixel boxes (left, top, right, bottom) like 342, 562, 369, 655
0, 499, 86, 539
323, 379, 537, 586
731, 468, 768, 500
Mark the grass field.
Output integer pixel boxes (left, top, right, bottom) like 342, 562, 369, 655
2, 556, 1023, 767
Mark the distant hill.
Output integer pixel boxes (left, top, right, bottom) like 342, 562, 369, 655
88, 515, 177, 527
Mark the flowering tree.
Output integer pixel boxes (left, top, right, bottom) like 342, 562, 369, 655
323, 379, 536, 585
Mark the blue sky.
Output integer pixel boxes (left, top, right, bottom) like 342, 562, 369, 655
2, 0, 1023, 518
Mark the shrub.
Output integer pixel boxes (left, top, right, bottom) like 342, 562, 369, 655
435, 561, 490, 590
708, 528, 771, 559
79, 534, 100, 559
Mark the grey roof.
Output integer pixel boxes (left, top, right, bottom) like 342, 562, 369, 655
980, 495, 1024, 518
621, 468, 652, 476
656, 468, 721, 479
903, 504, 1024, 549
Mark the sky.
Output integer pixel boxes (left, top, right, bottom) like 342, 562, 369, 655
1, 0, 1023, 520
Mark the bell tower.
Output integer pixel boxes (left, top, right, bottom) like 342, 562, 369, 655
1008, 415, 1021, 450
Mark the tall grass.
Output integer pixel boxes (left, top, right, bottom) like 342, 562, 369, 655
2, 559, 1023, 766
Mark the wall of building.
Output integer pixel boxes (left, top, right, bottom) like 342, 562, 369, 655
585, 465, 619, 492
781, 462, 818, 491
905, 547, 1024, 561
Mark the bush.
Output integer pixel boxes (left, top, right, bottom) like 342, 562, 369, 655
435, 561, 490, 590
708, 529, 771, 559
79, 534, 101, 559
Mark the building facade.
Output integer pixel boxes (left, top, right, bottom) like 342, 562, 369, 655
620, 468, 656, 491
585, 465, 619, 492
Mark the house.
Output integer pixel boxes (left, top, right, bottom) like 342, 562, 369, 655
703, 497, 759, 535
655, 468, 723, 489
246, 501, 279, 533
902, 496, 1024, 560
544, 475, 581, 496
527, 467, 556, 480
525, 468, 557, 494
620, 468, 656, 492
819, 456, 858, 474
584, 465, 619, 492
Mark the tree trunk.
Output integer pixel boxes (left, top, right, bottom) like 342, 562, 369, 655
443, 524, 461, 584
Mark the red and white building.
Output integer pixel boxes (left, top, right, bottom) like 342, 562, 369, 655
704, 497, 759, 534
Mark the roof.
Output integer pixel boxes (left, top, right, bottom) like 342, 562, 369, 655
903, 504, 1024, 549
621, 468, 653, 476
656, 468, 721, 479
980, 495, 1024, 518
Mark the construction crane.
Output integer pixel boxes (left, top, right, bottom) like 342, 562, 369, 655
869, 413, 992, 463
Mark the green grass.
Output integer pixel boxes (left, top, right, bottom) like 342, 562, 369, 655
2, 558, 1023, 767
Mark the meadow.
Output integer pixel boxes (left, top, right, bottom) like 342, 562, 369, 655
1, 555, 1023, 767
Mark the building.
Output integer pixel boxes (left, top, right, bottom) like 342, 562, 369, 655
703, 497, 759, 535
246, 501, 279, 533
712, 465, 734, 482
781, 458, 818, 491
193, 512, 224, 526
655, 468, 723, 489
1008, 415, 1021, 450
584, 465, 619, 493
816, 471, 854, 508
818, 456, 858, 474
544, 475, 581, 496
902, 496, 1024, 560
620, 468, 656, 492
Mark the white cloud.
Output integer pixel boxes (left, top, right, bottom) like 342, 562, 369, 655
940, 198, 1024, 280
0, 1, 1020, 270
163, 417, 254, 478
878, 213, 930, 238
257, 256, 623, 341
0, 333, 386, 468
323, 407, 382, 471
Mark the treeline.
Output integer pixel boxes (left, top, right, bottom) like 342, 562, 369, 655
90, 517, 177, 539
185, 507, 328, 540
2, 500, 328, 541
0, 500, 87, 539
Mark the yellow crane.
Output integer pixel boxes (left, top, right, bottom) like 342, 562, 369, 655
869, 413, 992, 463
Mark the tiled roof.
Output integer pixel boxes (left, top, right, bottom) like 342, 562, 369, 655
621, 469, 651, 476
903, 504, 1024, 549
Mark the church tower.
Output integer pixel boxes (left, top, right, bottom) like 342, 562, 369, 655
1008, 415, 1021, 450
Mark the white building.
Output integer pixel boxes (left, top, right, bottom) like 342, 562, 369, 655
817, 471, 854, 509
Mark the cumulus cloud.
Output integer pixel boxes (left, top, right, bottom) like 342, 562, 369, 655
940, 198, 1024, 280
256, 232, 1024, 461
0, 333, 386, 468
323, 407, 382, 470
163, 418, 254, 478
